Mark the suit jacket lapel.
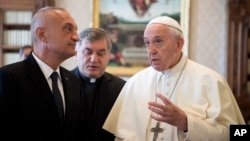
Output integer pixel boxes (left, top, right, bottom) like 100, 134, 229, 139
60, 68, 75, 119
24, 54, 61, 119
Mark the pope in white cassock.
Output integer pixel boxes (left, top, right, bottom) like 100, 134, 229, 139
103, 16, 246, 141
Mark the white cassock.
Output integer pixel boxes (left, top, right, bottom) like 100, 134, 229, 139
103, 54, 246, 141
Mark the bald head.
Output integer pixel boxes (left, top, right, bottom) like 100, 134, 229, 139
29, 6, 79, 69
31, 7, 67, 43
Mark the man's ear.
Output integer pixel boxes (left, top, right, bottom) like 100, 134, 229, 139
177, 37, 184, 51
36, 27, 47, 42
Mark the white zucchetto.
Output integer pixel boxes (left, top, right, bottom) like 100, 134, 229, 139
147, 16, 182, 32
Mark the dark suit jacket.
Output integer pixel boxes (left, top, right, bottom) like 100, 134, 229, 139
71, 67, 126, 141
0, 54, 83, 141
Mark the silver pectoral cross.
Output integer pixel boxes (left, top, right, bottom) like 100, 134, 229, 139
151, 122, 163, 141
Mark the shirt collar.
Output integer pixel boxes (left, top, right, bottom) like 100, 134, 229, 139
32, 53, 61, 80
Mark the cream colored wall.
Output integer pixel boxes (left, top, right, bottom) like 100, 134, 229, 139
57, 0, 228, 78
55, 0, 92, 33
189, 0, 228, 78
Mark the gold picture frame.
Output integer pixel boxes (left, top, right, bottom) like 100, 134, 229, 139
93, 0, 190, 77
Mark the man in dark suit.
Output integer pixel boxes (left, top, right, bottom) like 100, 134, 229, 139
72, 28, 126, 141
0, 7, 83, 140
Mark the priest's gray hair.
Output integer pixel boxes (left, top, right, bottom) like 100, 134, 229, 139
77, 28, 112, 51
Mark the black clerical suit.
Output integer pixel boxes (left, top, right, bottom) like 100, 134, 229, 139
0, 54, 84, 141
71, 67, 126, 141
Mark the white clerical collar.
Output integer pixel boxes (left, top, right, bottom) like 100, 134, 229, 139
90, 78, 96, 83
79, 70, 102, 84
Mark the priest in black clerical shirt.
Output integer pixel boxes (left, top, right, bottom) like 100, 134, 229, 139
71, 28, 126, 141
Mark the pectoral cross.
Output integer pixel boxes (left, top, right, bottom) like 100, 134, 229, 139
151, 122, 163, 141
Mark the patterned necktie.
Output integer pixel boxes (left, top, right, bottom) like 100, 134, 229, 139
51, 71, 64, 124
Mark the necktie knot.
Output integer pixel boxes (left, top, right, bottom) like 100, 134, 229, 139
51, 71, 59, 82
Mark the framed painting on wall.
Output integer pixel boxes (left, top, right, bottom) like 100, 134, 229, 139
93, 0, 190, 77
